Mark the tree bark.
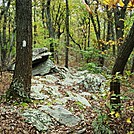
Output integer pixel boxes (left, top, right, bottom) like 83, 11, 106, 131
46, 0, 55, 58
110, 22, 134, 112
112, 22, 134, 75
33, 0, 37, 47
114, 0, 129, 52
65, 0, 69, 68
7, 0, 32, 102
131, 57, 134, 73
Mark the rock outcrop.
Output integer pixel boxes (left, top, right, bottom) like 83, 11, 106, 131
8, 47, 56, 76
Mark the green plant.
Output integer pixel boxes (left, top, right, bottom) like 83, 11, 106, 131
92, 112, 112, 134
82, 62, 101, 73
81, 47, 100, 61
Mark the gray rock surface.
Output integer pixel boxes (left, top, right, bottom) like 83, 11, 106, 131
20, 67, 107, 131
21, 109, 52, 131
39, 105, 81, 127
32, 47, 51, 67
32, 59, 55, 76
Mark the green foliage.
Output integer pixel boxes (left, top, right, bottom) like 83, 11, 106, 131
81, 47, 100, 60
74, 101, 85, 110
79, 47, 103, 73
92, 112, 112, 134
91, 71, 134, 134
92, 89, 133, 133
81, 62, 101, 73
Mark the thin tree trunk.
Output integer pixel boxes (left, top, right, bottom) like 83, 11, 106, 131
0, 30, 2, 76
46, 0, 55, 58
87, 17, 90, 48
65, 0, 69, 68
33, 0, 37, 47
2, 0, 7, 69
131, 57, 134, 73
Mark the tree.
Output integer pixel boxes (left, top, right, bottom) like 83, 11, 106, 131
110, 22, 134, 111
112, 22, 134, 75
83, 0, 108, 66
113, 0, 129, 52
0, 0, 11, 70
6, 0, 32, 102
45, 0, 55, 58
65, 0, 69, 68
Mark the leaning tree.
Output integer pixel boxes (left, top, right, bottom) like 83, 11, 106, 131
110, 22, 134, 111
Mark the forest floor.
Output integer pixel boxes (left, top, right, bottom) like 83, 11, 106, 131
0, 71, 134, 134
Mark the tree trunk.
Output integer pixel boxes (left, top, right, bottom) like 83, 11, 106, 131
33, 0, 37, 47
114, 0, 129, 53
0, 28, 2, 76
65, 0, 69, 68
110, 81, 120, 112
46, 0, 55, 58
87, 17, 90, 48
1, 1, 8, 69
6, 0, 32, 102
112, 23, 134, 75
110, 22, 134, 111
131, 57, 134, 73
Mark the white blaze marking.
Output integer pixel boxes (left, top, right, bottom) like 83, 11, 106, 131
22, 40, 26, 47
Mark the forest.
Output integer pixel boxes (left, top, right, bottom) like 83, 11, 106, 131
0, 0, 134, 133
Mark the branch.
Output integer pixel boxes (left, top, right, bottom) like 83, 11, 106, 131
69, 34, 82, 50
82, 0, 92, 14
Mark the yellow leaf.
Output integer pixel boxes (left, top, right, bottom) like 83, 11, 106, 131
128, 0, 134, 8
115, 112, 120, 118
119, 0, 124, 7
126, 118, 132, 124
127, 130, 134, 134
110, 111, 115, 115
103, 0, 119, 6
103, 0, 109, 5
101, 51, 105, 55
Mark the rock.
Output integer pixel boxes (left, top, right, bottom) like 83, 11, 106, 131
31, 79, 42, 84
66, 91, 91, 107
31, 84, 45, 91
32, 47, 51, 67
32, 47, 48, 56
74, 70, 89, 76
78, 73, 106, 92
74, 93, 91, 107
32, 59, 55, 76
46, 86, 62, 97
44, 75, 59, 84
39, 105, 81, 127
32, 47, 53, 75
21, 109, 52, 131
52, 66, 72, 79
31, 84, 49, 100
7, 47, 52, 73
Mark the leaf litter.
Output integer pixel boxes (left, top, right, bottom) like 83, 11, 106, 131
0, 70, 134, 134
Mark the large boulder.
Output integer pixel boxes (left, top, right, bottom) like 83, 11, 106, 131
32, 47, 51, 67
32, 59, 55, 76
8, 47, 53, 75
